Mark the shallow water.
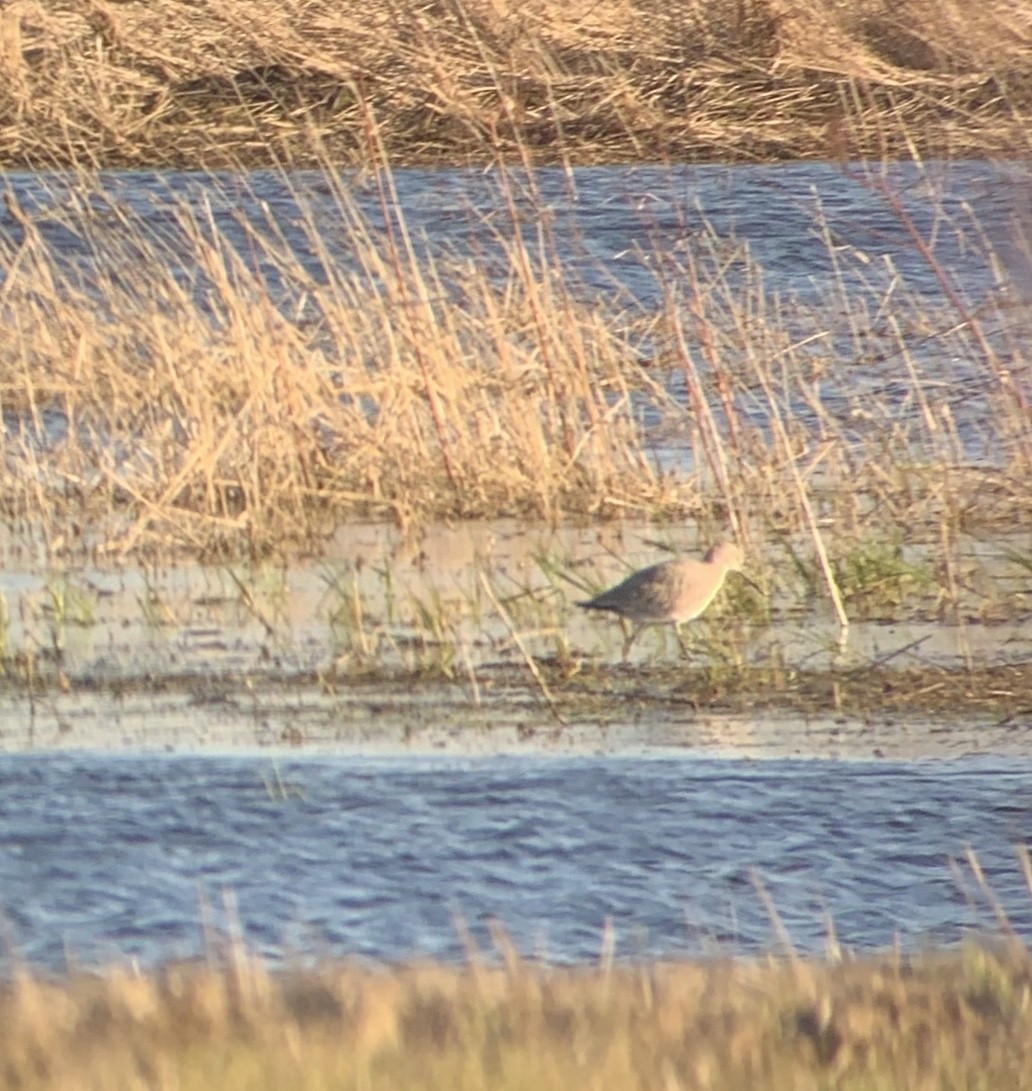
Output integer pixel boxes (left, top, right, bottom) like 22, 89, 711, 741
0, 521, 1029, 689
1, 751, 1029, 971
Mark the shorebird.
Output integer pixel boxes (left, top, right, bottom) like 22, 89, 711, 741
577, 540, 756, 660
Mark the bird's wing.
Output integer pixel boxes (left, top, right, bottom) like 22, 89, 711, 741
586, 561, 680, 620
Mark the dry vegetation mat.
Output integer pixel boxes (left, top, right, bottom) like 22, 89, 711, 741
3, 943, 1031, 1089
1, 0, 1031, 167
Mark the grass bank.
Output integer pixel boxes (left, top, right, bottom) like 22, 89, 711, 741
3, 943, 1031, 1089
1, 0, 1031, 168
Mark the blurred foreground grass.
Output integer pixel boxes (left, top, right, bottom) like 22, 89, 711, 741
4, 943, 1031, 1089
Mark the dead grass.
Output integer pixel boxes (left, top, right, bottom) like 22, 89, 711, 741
2, 943, 1030, 1089
0, 0, 1031, 167
0, 175, 677, 557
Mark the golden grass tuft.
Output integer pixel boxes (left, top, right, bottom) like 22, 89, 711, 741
0, 174, 686, 557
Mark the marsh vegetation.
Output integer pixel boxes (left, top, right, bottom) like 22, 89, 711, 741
0, 6, 1029, 635
2, 6, 1031, 1082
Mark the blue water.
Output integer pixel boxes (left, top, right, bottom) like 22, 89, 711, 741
1, 160, 1024, 307
0, 752, 1029, 970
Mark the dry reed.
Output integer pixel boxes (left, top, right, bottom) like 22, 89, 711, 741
0, 153, 1029, 582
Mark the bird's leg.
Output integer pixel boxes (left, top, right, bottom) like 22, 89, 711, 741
674, 622, 691, 658
620, 623, 643, 663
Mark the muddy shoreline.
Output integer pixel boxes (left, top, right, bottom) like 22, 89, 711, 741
2, 520, 1030, 753
2, 660, 1029, 759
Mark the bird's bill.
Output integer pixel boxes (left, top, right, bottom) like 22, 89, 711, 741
738, 572, 763, 594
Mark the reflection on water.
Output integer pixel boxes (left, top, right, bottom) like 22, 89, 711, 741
0, 752, 1029, 971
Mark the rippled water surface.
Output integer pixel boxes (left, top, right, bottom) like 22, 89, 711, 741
3, 160, 1026, 306
2, 752, 1030, 971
